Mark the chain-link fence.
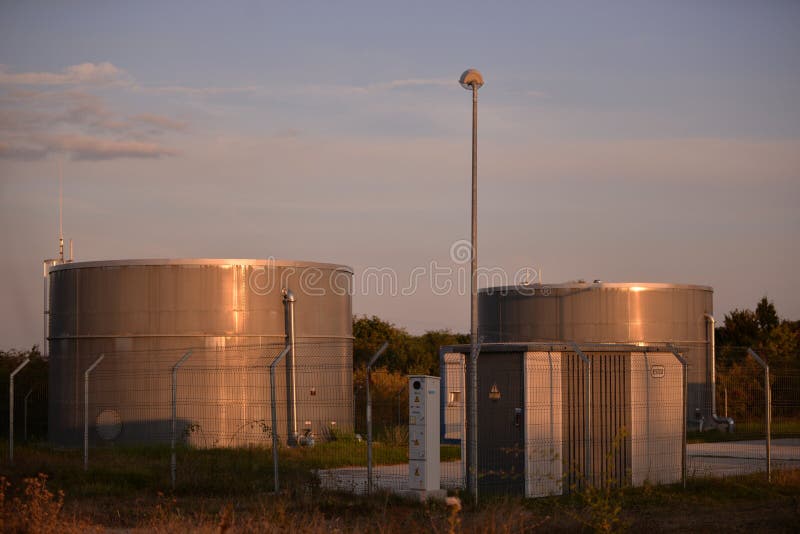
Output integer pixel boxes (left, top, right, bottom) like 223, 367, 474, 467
4, 341, 462, 495
3, 342, 799, 498
687, 346, 800, 478
1, 355, 48, 460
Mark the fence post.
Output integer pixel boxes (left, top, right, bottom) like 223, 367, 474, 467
724, 386, 728, 419
171, 350, 193, 490
643, 352, 651, 475
269, 345, 291, 493
366, 342, 389, 495
84, 354, 105, 471
23, 389, 34, 443
747, 348, 770, 482
668, 346, 688, 489
466, 338, 482, 503
572, 343, 592, 487
8, 358, 30, 463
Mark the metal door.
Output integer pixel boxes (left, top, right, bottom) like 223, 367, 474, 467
478, 351, 525, 495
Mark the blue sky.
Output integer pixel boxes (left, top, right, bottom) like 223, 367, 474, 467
1, 1, 799, 349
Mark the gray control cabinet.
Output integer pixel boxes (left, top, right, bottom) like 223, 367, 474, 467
409, 375, 440, 492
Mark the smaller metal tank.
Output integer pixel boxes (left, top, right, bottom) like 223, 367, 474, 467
479, 282, 714, 423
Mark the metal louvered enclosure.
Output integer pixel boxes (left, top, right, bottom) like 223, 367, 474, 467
440, 342, 685, 497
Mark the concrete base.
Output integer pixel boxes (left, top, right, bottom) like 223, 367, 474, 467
687, 438, 800, 477
317, 461, 463, 496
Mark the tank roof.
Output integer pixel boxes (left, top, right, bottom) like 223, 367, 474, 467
480, 281, 712, 293
49, 258, 354, 274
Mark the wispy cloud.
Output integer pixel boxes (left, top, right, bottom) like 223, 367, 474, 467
0, 77, 188, 160
0, 141, 49, 161
132, 113, 188, 132
0, 63, 459, 100
365, 78, 453, 92
301, 77, 454, 97
52, 134, 178, 160
134, 84, 261, 96
0, 132, 178, 161
0, 62, 130, 87
0, 62, 259, 96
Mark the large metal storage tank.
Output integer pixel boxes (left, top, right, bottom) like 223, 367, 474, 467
48, 259, 353, 447
479, 282, 714, 424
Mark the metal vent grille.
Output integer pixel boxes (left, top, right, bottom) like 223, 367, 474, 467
562, 352, 632, 490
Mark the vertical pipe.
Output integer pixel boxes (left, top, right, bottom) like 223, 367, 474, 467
9, 359, 30, 463
705, 314, 734, 431
705, 313, 715, 420
84, 354, 104, 471
269, 345, 291, 493
366, 342, 389, 495
171, 350, 192, 490
283, 290, 298, 445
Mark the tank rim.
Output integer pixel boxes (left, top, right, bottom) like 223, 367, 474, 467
480, 281, 712, 292
48, 258, 354, 274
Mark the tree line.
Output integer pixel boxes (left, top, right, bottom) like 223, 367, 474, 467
715, 296, 800, 371
353, 315, 468, 375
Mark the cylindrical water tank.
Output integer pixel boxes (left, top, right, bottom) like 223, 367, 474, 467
479, 282, 713, 421
48, 259, 353, 447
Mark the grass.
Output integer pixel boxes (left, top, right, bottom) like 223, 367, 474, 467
0, 439, 460, 498
2, 444, 799, 532
688, 420, 800, 443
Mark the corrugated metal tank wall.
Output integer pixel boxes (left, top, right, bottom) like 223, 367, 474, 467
48, 259, 353, 447
478, 282, 713, 423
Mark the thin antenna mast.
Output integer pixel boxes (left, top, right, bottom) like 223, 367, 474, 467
58, 160, 64, 263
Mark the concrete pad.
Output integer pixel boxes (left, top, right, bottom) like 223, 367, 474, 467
687, 438, 800, 477
317, 460, 463, 495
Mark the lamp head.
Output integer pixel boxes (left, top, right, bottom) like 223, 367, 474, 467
459, 69, 484, 90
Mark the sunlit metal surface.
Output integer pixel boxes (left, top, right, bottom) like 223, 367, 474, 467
48, 259, 353, 447
479, 282, 713, 422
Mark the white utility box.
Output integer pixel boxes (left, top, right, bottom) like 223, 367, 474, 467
408, 375, 440, 492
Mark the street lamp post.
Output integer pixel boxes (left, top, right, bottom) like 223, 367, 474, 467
459, 68, 483, 503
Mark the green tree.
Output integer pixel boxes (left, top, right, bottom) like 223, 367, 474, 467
352, 315, 468, 375
716, 309, 760, 350
756, 296, 779, 333
0, 346, 49, 440
716, 297, 800, 370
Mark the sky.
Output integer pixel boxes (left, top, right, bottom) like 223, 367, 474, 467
1, 1, 799, 350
